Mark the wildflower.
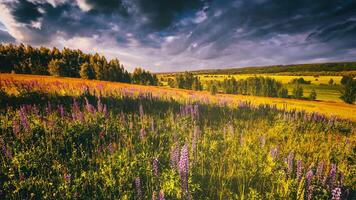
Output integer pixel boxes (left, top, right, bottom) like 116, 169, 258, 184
64, 173, 71, 182
296, 160, 302, 181
19, 107, 30, 132
58, 105, 65, 117
287, 152, 294, 174
329, 164, 337, 188
12, 120, 20, 137
108, 143, 114, 154
331, 187, 341, 200
135, 177, 142, 200
159, 191, 165, 200
153, 157, 159, 177
179, 144, 189, 198
306, 170, 314, 200
306, 169, 314, 187
85, 97, 96, 114
270, 147, 279, 160
97, 98, 103, 112
170, 145, 180, 170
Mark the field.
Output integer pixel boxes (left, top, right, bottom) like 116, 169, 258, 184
0, 74, 355, 199
159, 74, 344, 102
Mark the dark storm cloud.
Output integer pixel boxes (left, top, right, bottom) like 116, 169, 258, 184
1, 0, 356, 71
9, 0, 42, 24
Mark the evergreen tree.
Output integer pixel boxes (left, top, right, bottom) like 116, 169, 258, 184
80, 62, 95, 79
48, 59, 66, 77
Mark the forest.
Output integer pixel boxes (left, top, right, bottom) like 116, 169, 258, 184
0, 44, 157, 86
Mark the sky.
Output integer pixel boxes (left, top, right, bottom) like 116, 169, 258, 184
0, 0, 356, 72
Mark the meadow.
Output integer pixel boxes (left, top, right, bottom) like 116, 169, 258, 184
159, 74, 344, 102
0, 74, 355, 199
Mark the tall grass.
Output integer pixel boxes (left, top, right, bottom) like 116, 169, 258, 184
0, 77, 355, 199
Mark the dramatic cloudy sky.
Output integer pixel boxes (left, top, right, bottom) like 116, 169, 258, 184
1, 0, 356, 72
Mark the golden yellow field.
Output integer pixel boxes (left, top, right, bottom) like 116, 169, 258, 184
1, 73, 356, 121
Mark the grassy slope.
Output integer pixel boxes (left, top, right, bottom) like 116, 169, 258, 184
1, 73, 356, 121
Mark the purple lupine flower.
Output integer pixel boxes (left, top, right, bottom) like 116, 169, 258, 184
331, 187, 341, 200
296, 160, 302, 181
108, 143, 114, 154
170, 146, 180, 170
103, 105, 108, 118
306, 170, 314, 200
97, 98, 103, 112
64, 173, 71, 182
153, 157, 159, 177
58, 105, 65, 117
19, 107, 30, 132
85, 97, 96, 114
287, 152, 294, 174
179, 144, 189, 198
329, 164, 337, 188
135, 177, 142, 200
306, 169, 314, 187
316, 161, 324, 181
159, 191, 165, 200
140, 128, 146, 140
12, 120, 20, 137
270, 147, 279, 160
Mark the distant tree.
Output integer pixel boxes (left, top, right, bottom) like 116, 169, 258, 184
292, 84, 304, 99
278, 88, 289, 98
210, 83, 218, 95
309, 89, 317, 100
328, 78, 334, 85
340, 77, 356, 104
192, 78, 203, 91
132, 67, 158, 86
48, 59, 66, 77
290, 77, 311, 84
80, 62, 95, 79
341, 76, 353, 85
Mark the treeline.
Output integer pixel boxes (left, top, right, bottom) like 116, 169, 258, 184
166, 73, 315, 100
192, 62, 356, 75
167, 72, 203, 90
0, 43, 157, 85
207, 77, 289, 98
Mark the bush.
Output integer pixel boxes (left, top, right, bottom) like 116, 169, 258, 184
292, 84, 304, 99
340, 77, 356, 104
309, 89, 317, 100
210, 84, 218, 95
